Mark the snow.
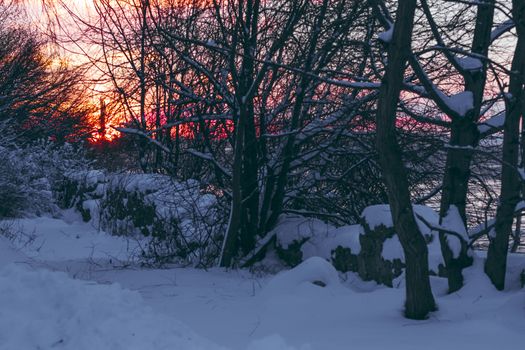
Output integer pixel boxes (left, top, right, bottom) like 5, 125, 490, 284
361, 204, 393, 229
262, 257, 342, 297
68, 170, 105, 187
0, 264, 224, 350
378, 25, 394, 43
361, 205, 443, 271
491, 19, 514, 42
246, 335, 311, 350
361, 204, 440, 235
518, 168, 525, 181
446, 91, 474, 117
420, 68, 473, 117
0, 236, 25, 267
274, 215, 334, 249
301, 224, 362, 259
2, 215, 140, 262
441, 205, 469, 258
1, 215, 525, 350
382, 235, 404, 261
478, 112, 505, 134
456, 56, 482, 72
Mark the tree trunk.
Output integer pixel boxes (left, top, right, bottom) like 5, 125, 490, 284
220, 109, 244, 267
438, 119, 476, 292
438, 0, 494, 292
375, 0, 436, 320
220, 0, 261, 266
485, 0, 525, 290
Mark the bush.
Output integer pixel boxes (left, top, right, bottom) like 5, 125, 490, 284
56, 172, 228, 267
0, 138, 90, 219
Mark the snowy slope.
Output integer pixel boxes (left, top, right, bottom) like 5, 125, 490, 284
0, 264, 224, 350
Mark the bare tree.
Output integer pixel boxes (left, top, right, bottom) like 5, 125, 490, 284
373, 0, 437, 319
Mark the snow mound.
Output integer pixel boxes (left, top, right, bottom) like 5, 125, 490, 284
0, 264, 224, 350
361, 205, 444, 272
262, 257, 341, 296
361, 204, 440, 235
361, 205, 393, 229
302, 224, 362, 259
274, 215, 334, 249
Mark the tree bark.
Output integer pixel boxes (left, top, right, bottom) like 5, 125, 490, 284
485, 0, 525, 290
375, 0, 436, 320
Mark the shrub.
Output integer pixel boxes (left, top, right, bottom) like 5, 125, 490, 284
56, 171, 228, 267
0, 138, 90, 219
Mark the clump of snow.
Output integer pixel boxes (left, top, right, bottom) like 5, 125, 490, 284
58, 171, 225, 266
362, 204, 440, 235
361, 205, 393, 229
361, 204, 444, 272
68, 170, 105, 188
301, 224, 362, 259
82, 199, 100, 226
0, 264, 224, 350
447, 91, 474, 117
378, 25, 394, 43
413, 205, 440, 234
104, 174, 218, 233
274, 215, 334, 250
262, 257, 341, 296
441, 205, 469, 258
456, 56, 483, 72
478, 112, 505, 134
381, 235, 404, 261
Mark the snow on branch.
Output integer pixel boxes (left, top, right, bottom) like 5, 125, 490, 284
416, 206, 470, 259
491, 19, 515, 43
454, 56, 483, 72
409, 55, 474, 119
378, 25, 394, 43
478, 111, 505, 136
185, 148, 232, 178
114, 127, 172, 154
414, 213, 467, 245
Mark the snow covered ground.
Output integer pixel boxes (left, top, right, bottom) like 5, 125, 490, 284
1, 213, 524, 350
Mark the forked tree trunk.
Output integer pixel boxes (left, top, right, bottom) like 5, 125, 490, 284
485, 0, 525, 290
375, 0, 436, 320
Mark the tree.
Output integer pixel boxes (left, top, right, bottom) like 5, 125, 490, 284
374, 0, 437, 319
0, 2, 93, 143
485, 0, 525, 290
